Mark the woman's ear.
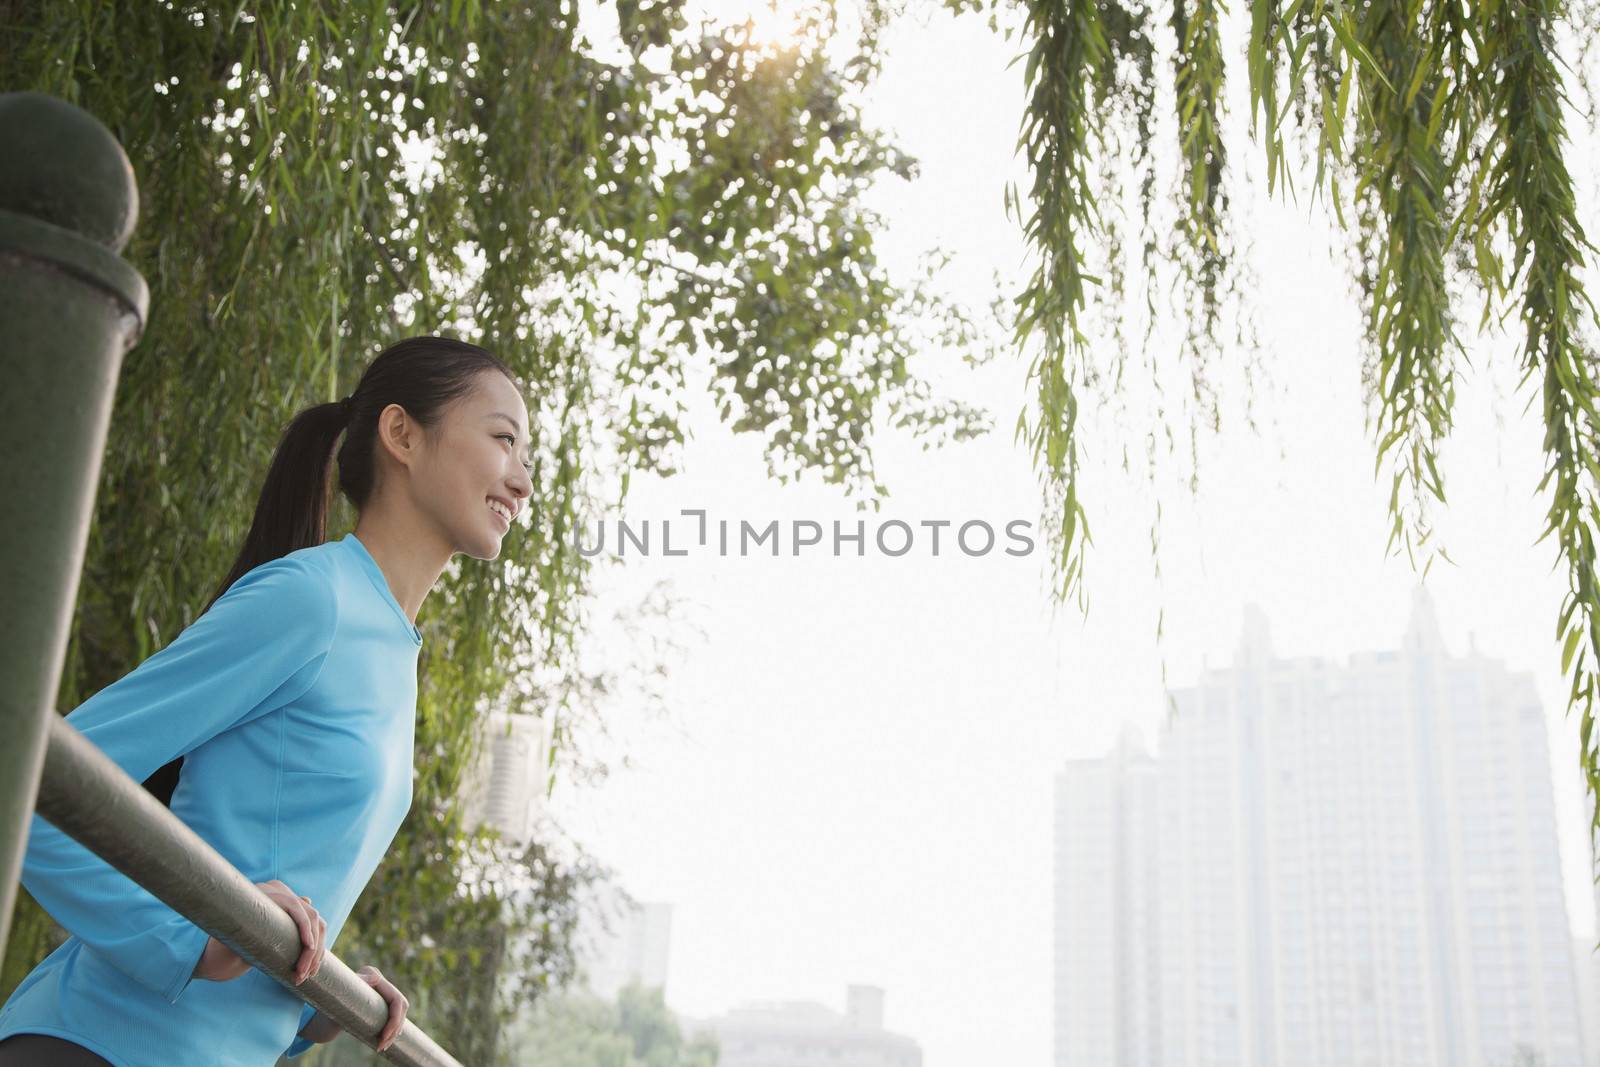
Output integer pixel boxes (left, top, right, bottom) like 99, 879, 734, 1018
375, 403, 420, 471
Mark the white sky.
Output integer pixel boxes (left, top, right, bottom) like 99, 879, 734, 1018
556, 3, 1600, 1065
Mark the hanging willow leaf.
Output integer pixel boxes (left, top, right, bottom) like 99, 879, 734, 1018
964, 0, 1600, 848
1011, 0, 1111, 608
1470, 0, 1600, 845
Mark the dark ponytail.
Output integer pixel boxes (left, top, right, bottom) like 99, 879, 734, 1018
143, 335, 515, 808
201, 400, 351, 613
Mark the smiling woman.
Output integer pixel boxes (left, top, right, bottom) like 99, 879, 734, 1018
0, 335, 535, 1067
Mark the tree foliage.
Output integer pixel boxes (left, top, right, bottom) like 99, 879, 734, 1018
964, 0, 1600, 845
0, 0, 994, 1055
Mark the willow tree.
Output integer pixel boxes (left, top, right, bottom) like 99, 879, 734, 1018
956, 0, 1600, 847
0, 0, 993, 1057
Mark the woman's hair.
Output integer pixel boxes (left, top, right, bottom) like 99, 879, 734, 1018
205, 335, 515, 612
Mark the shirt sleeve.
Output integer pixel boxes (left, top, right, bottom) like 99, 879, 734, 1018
20, 552, 339, 1005
284, 1000, 320, 1058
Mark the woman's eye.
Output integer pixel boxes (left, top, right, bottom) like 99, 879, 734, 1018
498, 433, 533, 473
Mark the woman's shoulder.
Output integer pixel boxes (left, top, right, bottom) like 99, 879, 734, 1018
221, 543, 344, 632
233, 542, 339, 587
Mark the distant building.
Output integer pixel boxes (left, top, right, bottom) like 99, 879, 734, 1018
1579, 844, 1600, 1066
1574, 935, 1598, 1067
579, 894, 673, 999
1054, 724, 1161, 1066
701, 986, 921, 1067
459, 709, 549, 849
1055, 589, 1591, 1067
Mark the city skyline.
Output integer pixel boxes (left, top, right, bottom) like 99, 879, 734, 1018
1056, 589, 1597, 1067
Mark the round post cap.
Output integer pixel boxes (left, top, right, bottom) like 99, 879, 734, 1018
0, 91, 139, 252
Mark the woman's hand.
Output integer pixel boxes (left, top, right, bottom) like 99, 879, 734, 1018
298, 966, 409, 1052
297, 965, 409, 1052
191, 880, 326, 985
356, 965, 410, 1053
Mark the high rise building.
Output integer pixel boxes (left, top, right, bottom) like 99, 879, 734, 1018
1577, 840, 1600, 1066
1055, 723, 1161, 1066
1574, 935, 1598, 1067
579, 894, 674, 1000
459, 709, 549, 849
1055, 589, 1590, 1067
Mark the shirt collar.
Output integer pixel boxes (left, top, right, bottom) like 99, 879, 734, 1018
342, 532, 423, 647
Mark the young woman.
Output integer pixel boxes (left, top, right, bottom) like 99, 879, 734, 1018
0, 336, 534, 1066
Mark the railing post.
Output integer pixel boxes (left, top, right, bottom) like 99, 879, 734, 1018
0, 91, 149, 957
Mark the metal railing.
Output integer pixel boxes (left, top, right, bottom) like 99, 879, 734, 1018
0, 91, 461, 1067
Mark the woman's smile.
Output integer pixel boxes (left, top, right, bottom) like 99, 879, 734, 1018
487, 496, 515, 530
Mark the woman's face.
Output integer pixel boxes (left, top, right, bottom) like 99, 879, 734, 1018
408, 369, 535, 561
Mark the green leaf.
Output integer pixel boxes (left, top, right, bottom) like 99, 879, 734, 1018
1564, 625, 1584, 674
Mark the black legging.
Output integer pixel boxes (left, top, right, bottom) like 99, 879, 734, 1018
0, 1033, 114, 1066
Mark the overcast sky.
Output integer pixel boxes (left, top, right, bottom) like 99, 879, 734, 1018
555, 3, 1600, 1065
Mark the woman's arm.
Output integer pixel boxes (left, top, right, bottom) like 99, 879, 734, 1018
20, 553, 338, 1004
298, 1008, 343, 1045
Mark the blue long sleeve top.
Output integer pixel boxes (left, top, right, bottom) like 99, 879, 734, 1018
0, 532, 423, 1067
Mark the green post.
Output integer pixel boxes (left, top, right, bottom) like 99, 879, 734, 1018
0, 92, 148, 958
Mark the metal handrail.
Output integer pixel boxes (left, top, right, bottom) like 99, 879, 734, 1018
35, 716, 462, 1067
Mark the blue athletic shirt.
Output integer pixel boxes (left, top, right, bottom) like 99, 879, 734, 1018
0, 531, 423, 1066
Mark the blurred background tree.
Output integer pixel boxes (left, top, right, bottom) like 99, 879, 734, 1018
497, 981, 720, 1067
0, 0, 997, 1060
